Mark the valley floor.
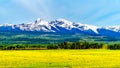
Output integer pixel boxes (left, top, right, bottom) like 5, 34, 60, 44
0, 50, 120, 68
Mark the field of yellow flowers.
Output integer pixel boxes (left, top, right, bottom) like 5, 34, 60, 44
0, 50, 120, 68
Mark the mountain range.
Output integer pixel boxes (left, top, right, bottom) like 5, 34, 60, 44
0, 18, 120, 38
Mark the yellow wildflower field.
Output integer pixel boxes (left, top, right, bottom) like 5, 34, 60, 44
0, 50, 120, 68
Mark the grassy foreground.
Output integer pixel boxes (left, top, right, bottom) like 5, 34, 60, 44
0, 50, 120, 68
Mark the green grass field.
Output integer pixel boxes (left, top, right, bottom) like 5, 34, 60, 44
0, 50, 120, 68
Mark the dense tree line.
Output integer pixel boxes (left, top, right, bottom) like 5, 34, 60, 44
108, 44, 120, 50
1, 41, 120, 50
47, 42, 120, 50
47, 42, 105, 49
0, 44, 46, 50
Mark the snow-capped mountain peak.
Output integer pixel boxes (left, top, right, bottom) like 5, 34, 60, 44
105, 26, 120, 32
51, 18, 75, 30
34, 18, 49, 26
82, 24, 98, 34
0, 18, 120, 37
52, 18, 73, 25
75, 23, 98, 34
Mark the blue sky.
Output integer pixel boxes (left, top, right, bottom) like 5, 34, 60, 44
0, 0, 120, 26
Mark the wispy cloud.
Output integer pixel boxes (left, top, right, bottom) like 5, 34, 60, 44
13, 0, 52, 20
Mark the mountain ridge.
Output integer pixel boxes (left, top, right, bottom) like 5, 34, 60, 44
0, 18, 120, 38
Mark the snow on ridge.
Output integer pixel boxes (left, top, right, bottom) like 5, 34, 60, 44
1, 18, 120, 34
76, 23, 98, 34
105, 26, 120, 32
